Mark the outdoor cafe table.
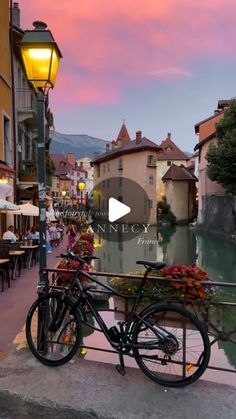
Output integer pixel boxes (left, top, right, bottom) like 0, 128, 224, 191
0, 259, 10, 265
20, 245, 39, 269
9, 250, 25, 279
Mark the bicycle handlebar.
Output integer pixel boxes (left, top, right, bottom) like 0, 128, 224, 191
60, 252, 99, 264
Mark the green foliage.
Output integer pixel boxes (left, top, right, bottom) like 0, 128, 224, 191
157, 197, 176, 225
206, 99, 236, 194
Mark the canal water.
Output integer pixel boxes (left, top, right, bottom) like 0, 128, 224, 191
82, 226, 236, 386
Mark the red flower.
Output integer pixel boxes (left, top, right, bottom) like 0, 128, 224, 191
159, 264, 209, 300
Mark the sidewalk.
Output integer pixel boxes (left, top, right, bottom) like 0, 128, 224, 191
0, 237, 66, 357
1, 239, 236, 418
0, 348, 236, 419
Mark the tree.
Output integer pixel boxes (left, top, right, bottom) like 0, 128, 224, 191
206, 99, 236, 195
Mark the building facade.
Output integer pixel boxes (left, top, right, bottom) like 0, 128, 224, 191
0, 0, 15, 235
156, 133, 188, 202
194, 101, 227, 224
91, 123, 161, 224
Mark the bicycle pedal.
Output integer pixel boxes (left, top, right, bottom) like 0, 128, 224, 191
115, 364, 126, 376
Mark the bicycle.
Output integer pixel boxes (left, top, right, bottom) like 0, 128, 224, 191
26, 253, 211, 388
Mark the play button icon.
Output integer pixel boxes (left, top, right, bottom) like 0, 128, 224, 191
108, 198, 131, 222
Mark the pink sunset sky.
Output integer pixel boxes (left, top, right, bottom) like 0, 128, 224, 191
19, 0, 236, 150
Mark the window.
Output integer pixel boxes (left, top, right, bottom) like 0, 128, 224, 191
97, 164, 100, 177
147, 155, 156, 166
118, 196, 123, 202
148, 199, 153, 209
118, 177, 123, 187
149, 175, 154, 185
4, 115, 11, 164
167, 160, 171, 166
102, 180, 106, 188
103, 164, 106, 173
118, 159, 123, 170
108, 163, 110, 172
107, 179, 110, 188
52, 191, 55, 197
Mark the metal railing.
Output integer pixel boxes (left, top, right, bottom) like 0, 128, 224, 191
15, 88, 36, 111
42, 268, 236, 375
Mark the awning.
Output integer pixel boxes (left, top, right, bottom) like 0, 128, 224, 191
0, 161, 15, 178
12, 202, 39, 216
0, 199, 19, 210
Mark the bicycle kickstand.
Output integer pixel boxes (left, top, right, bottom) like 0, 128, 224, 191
115, 351, 126, 376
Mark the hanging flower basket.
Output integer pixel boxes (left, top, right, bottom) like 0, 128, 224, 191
72, 239, 94, 256
110, 264, 217, 305
55, 259, 91, 286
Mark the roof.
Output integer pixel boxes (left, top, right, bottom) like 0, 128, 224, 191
0, 161, 15, 177
162, 164, 197, 182
50, 154, 72, 175
194, 100, 230, 134
194, 111, 224, 134
91, 136, 162, 164
194, 132, 216, 151
116, 123, 131, 145
156, 134, 188, 161
217, 99, 231, 110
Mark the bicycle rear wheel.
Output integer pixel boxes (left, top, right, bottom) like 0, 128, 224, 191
132, 304, 210, 387
26, 293, 82, 367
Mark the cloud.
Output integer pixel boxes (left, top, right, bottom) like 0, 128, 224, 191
19, 0, 236, 106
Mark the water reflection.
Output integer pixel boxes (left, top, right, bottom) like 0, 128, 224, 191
92, 226, 236, 384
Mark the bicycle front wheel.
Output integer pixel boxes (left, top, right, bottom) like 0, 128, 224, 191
132, 304, 210, 387
26, 293, 82, 367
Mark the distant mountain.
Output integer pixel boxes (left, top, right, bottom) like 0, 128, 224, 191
50, 130, 107, 159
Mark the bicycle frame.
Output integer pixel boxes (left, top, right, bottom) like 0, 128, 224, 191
65, 266, 169, 351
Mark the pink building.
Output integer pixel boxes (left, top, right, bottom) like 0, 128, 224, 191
194, 100, 230, 223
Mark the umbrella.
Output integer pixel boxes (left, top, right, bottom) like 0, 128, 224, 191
12, 203, 39, 216
0, 199, 19, 210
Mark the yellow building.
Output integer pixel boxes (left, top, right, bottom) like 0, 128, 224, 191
0, 1, 15, 235
156, 133, 188, 202
91, 123, 162, 224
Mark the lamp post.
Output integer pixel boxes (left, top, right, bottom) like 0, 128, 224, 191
77, 178, 86, 210
19, 21, 62, 289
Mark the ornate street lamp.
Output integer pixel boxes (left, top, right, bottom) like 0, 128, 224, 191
18, 21, 62, 289
77, 178, 86, 209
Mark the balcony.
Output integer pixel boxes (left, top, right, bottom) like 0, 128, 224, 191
19, 160, 37, 183
18, 160, 52, 186
15, 88, 36, 125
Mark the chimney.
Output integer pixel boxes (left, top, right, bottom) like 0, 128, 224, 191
111, 141, 115, 150
12, 2, 20, 27
136, 131, 142, 144
79, 161, 84, 170
167, 132, 171, 139
106, 143, 110, 152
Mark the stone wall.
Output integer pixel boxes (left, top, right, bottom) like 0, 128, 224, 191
200, 195, 236, 235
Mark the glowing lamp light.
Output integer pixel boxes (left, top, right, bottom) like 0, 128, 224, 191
61, 190, 67, 198
78, 179, 86, 192
19, 21, 62, 92
0, 177, 9, 184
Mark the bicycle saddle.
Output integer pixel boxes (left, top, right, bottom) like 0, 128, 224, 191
136, 260, 166, 270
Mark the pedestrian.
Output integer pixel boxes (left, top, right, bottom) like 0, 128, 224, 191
2, 225, 18, 242
46, 227, 52, 253
66, 222, 77, 250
